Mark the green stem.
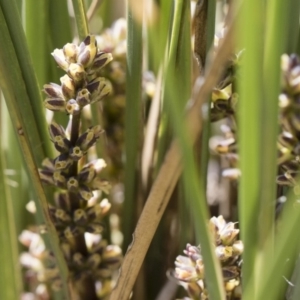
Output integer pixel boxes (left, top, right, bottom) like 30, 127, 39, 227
122, 3, 143, 252
72, 0, 89, 39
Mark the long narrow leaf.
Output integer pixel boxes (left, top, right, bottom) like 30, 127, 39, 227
0, 98, 23, 300
237, 0, 264, 297
256, 0, 291, 288
122, 2, 143, 251
0, 5, 71, 299
0, 0, 51, 158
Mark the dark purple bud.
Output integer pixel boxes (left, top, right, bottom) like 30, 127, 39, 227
69, 146, 84, 161
60, 75, 76, 100
66, 99, 81, 115
76, 88, 91, 107
54, 192, 70, 211
44, 83, 63, 98
53, 171, 67, 188
54, 153, 72, 170
45, 98, 66, 112
73, 209, 88, 225
78, 184, 93, 201
78, 165, 96, 183
67, 177, 79, 192
92, 52, 113, 69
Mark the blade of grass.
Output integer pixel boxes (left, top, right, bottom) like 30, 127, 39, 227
0, 6, 71, 299
0, 0, 52, 158
1, 97, 32, 242
141, 69, 162, 192
199, 0, 215, 194
49, 0, 72, 49
24, 0, 48, 86
286, 0, 300, 53
257, 0, 290, 287
256, 190, 300, 300
122, 1, 143, 252
71, 0, 89, 38
288, 255, 300, 300
110, 13, 236, 300
0, 98, 23, 300
237, 0, 264, 297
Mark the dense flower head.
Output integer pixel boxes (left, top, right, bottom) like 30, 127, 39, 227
174, 216, 243, 300
44, 35, 113, 114
30, 34, 122, 299
277, 54, 300, 189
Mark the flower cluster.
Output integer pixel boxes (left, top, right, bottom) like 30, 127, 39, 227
19, 229, 61, 297
20, 35, 122, 299
44, 35, 112, 114
174, 216, 243, 300
277, 54, 300, 190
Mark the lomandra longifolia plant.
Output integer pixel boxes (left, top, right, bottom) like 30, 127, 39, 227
19, 35, 122, 299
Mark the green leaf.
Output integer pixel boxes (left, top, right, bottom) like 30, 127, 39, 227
0, 3, 71, 299
122, 4, 143, 252
0, 99, 23, 300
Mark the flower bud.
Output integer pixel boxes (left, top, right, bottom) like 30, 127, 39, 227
54, 192, 70, 211
87, 78, 112, 103
69, 146, 84, 161
73, 209, 88, 225
215, 245, 233, 261
77, 35, 97, 68
291, 114, 300, 131
232, 240, 244, 256
92, 52, 113, 69
278, 131, 297, 150
102, 245, 122, 265
63, 43, 78, 63
64, 225, 81, 239
76, 125, 104, 151
76, 88, 91, 107
78, 185, 93, 201
45, 98, 66, 112
60, 75, 76, 99
66, 99, 81, 115
68, 63, 85, 84
78, 165, 96, 183
49, 122, 71, 153
39, 168, 54, 185
67, 177, 79, 192
86, 199, 111, 219
44, 83, 63, 98
53, 171, 67, 188
54, 153, 72, 170
277, 174, 294, 186
55, 208, 71, 224
187, 282, 203, 299
222, 266, 239, 281
52, 49, 69, 72
91, 178, 111, 194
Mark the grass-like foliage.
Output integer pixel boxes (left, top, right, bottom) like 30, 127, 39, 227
1, 1, 300, 300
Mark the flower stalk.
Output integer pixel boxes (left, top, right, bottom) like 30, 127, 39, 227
20, 35, 122, 300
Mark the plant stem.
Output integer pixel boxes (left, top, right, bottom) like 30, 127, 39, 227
72, 0, 89, 38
